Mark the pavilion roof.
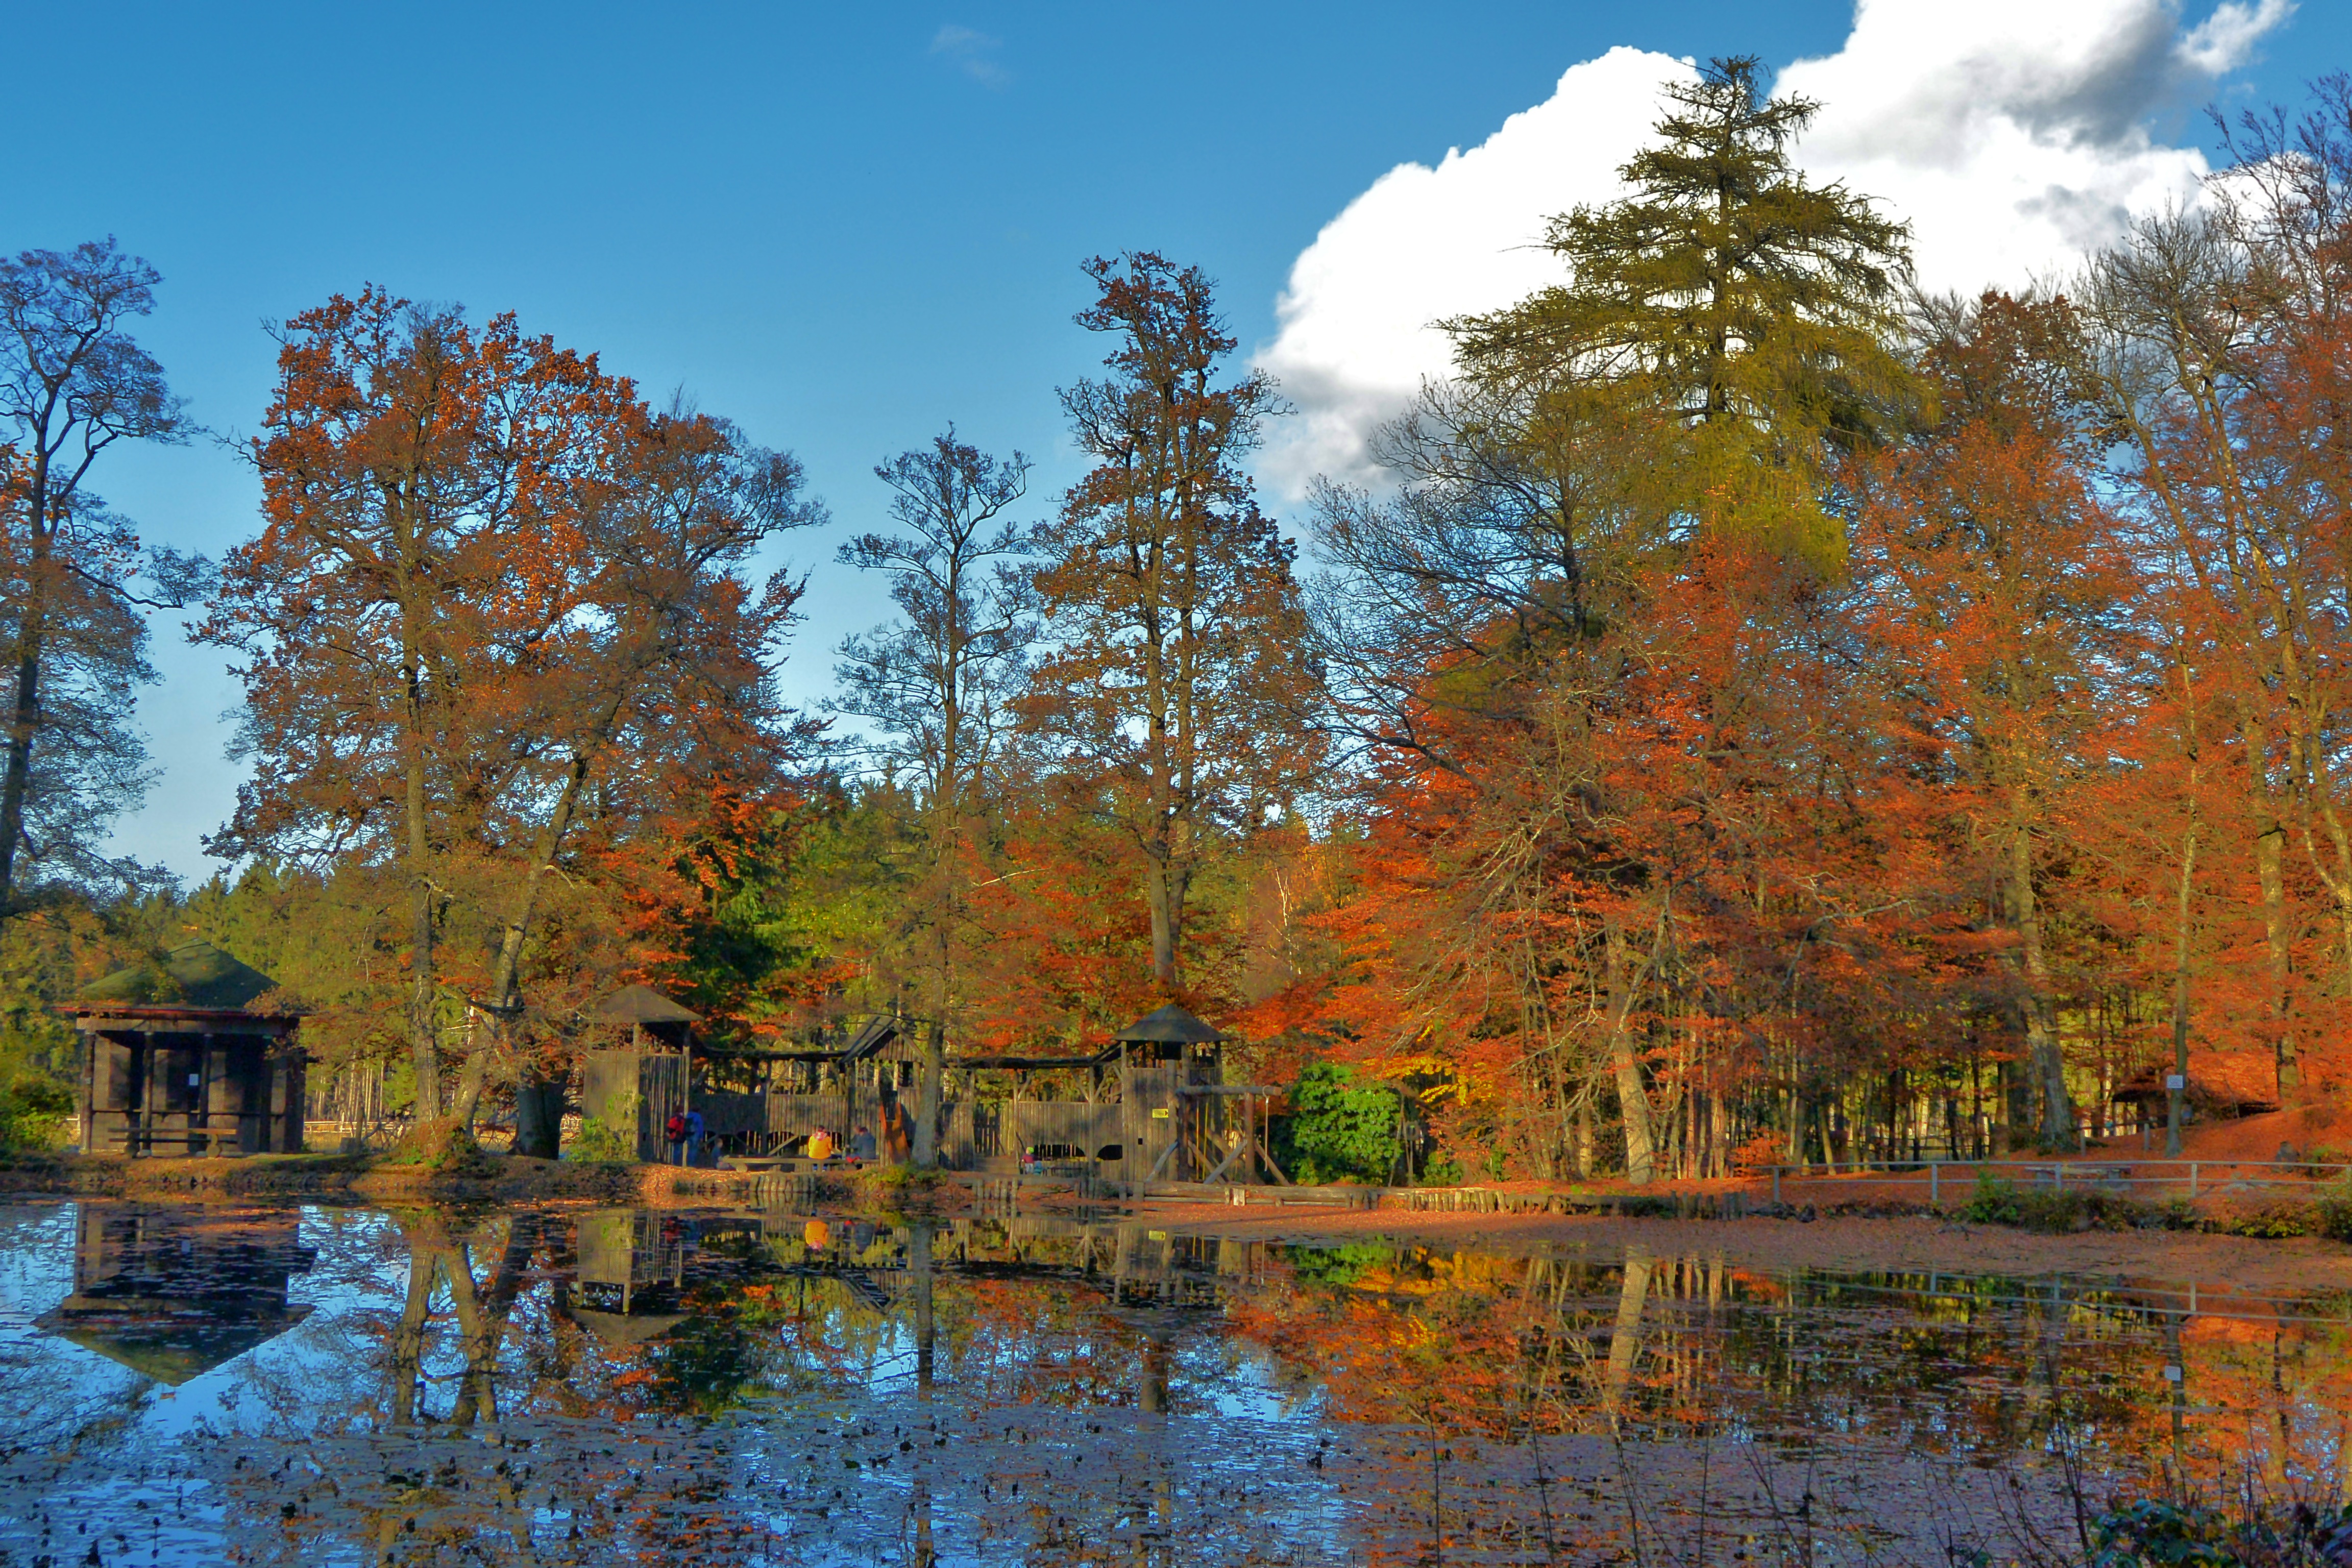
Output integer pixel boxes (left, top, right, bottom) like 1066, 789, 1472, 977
1114, 1004, 1227, 1045
76, 940, 281, 1013
592, 984, 702, 1025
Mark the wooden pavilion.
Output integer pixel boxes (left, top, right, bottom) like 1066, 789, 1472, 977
66, 940, 305, 1157
34, 1205, 315, 1383
580, 984, 706, 1162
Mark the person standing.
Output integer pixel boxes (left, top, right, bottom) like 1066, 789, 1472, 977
664, 1110, 688, 1165
684, 1107, 707, 1167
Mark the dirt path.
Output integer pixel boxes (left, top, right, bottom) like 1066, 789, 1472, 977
1142, 1199, 2352, 1297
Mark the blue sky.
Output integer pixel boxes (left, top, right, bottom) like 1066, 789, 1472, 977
10, 2, 2344, 882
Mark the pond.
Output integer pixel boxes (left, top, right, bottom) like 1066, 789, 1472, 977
0, 1199, 2344, 1565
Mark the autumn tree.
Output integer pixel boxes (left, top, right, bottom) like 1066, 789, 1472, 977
206, 291, 816, 1126
0, 238, 201, 911
835, 429, 1033, 1163
1849, 292, 2130, 1150
447, 405, 817, 1126
204, 289, 613, 1115
1451, 55, 1917, 562
2082, 80, 2352, 1104
1310, 62, 1920, 1182
1023, 253, 1324, 992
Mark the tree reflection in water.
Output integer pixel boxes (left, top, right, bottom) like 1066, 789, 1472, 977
0, 1200, 2345, 1565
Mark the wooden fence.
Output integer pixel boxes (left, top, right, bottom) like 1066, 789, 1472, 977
1761, 1157, 2352, 1205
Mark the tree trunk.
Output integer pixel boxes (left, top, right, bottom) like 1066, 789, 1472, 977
404, 645, 441, 1120
513, 1074, 564, 1160
915, 1017, 943, 1168
0, 512, 50, 917
2007, 808, 2075, 1149
2166, 823, 2198, 1156
455, 709, 615, 1131
2256, 825, 2297, 1100
1146, 848, 1179, 988
1604, 921, 1656, 1184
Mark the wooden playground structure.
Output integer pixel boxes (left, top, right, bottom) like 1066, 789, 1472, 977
579, 999, 1289, 1186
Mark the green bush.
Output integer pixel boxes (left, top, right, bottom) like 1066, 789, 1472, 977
1277, 1063, 1402, 1185
2317, 1191, 2352, 1242
1418, 1154, 1466, 1187
387, 1117, 495, 1177
1961, 1173, 2023, 1226
0, 1074, 73, 1153
1281, 1242, 1396, 1287
2092, 1498, 2352, 1566
566, 1116, 634, 1163
1958, 1173, 2158, 1233
2091, 1501, 2241, 1567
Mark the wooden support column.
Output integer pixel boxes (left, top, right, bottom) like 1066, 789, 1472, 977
202, 1032, 225, 1157
268, 1053, 289, 1154
139, 1039, 162, 1157
78, 1026, 95, 1151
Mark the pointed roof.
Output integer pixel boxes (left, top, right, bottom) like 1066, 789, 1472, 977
77, 939, 281, 1012
39, 1303, 313, 1385
592, 984, 702, 1025
570, 1308, 687, 1349
1114, 1004, 1227, 1045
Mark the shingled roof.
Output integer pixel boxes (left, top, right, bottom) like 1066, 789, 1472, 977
76, 940, 283, 1013
592, 984, 702, 1025
1114, 1003, 1227, 1045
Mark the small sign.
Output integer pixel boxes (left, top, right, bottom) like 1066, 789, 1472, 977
187, 1073, 202, 1088
1150, 1108, 1170, 1120
2163, 1365, 2183, 1383
2165, 1074, 2187, 1091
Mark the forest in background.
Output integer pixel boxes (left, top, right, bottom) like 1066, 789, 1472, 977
6, 59, 2352, 1182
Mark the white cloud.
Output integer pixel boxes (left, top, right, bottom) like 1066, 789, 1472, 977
1256, 0, 2291, 498
1257, 46, 1692, 497
2177, 0, 2295, 74
931, 23, 1009, 88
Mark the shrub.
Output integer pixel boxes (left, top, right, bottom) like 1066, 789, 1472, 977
2090, 1500, 2240, 1567
1282, 1242, 1396, 1287
0, 1074, 73, 1153
1417, 1154, 1466, 1187
1277, 1064, 1402, 1185
566, 1116, 634, 1164
2092, 1498, 2352, 1567
1961, 1173, 2023, 1226
387, 1117, 495, 1177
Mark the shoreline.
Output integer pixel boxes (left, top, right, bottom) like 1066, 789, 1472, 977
4, 1154, 2347, 1295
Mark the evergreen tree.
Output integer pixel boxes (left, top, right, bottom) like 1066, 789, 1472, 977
1452, 56, 1919, 560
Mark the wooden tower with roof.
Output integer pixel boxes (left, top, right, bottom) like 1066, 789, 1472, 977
65, 940, 306, 1157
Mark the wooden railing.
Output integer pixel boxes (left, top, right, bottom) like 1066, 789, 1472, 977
1760, 1157, 2352, 1205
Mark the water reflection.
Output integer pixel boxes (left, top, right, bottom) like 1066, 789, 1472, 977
33, 1205, 314, 1387
0, 1199, 2344, 1565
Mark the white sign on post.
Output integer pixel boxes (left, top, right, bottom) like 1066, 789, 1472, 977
2165, 1073, 2187, 1091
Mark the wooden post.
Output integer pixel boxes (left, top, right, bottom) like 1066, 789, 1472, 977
139, 1038, 160, 1157
201, 1033, 223, 1157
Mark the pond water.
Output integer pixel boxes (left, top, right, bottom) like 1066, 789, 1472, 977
0, 1199, 2345, 1566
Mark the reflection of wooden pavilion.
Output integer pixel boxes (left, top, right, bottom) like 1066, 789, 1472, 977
66, 940, 305, 1157
34, 1205, 315, 1383
566, 1209, 688, 1344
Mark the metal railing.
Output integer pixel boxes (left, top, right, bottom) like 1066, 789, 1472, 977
1760, 1157, 2352, 1205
